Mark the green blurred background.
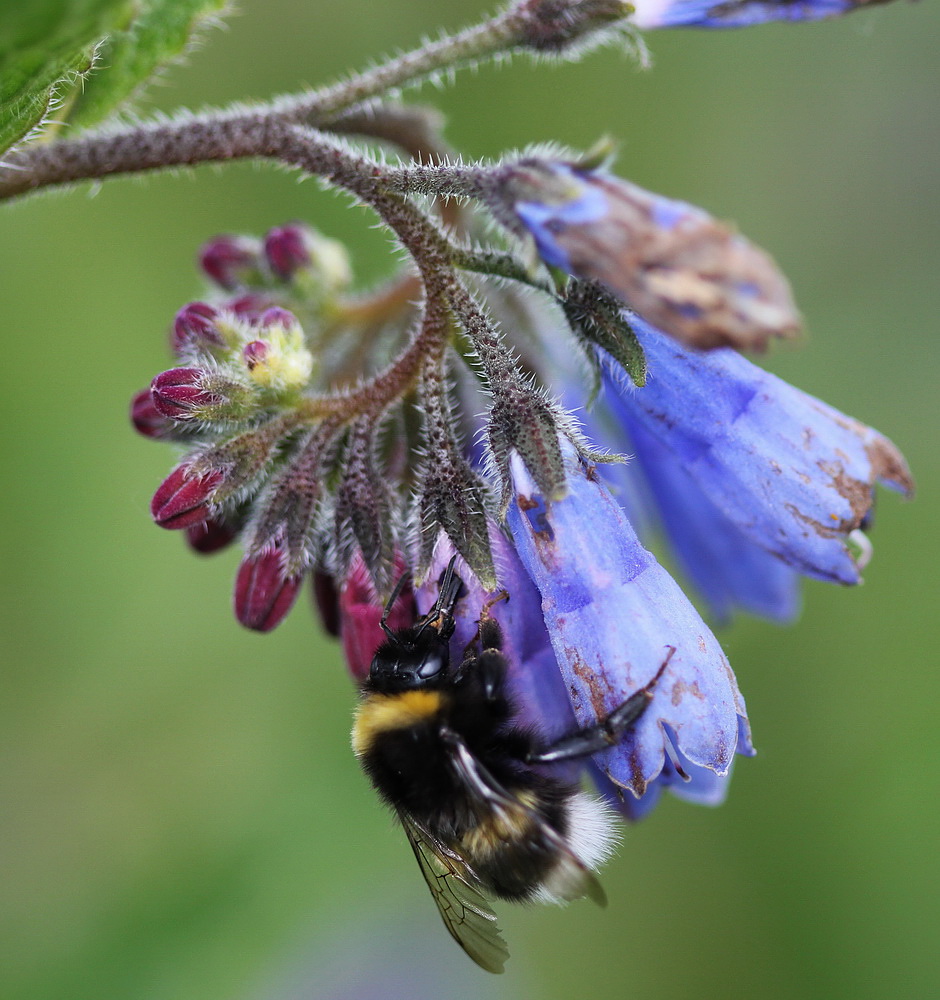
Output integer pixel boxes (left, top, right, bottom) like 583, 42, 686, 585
1, 2, 938, 998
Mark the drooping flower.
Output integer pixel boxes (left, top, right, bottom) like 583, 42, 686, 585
629, 0, 896, 30
505, 445, 754, 802
494, 158, 800, 351
603, 318, 913, 587
513, 284, 802, 623
601, 408, 802, 623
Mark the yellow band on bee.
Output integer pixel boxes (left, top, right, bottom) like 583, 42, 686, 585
352, 690, 447, 755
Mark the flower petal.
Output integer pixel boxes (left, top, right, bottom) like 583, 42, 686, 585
417, 531, 578, 741
613, 320, 913, 584
602, 386, 802, 622
506, 161, 799, 351
630, 0, 888, 30
506, 448, 753, 798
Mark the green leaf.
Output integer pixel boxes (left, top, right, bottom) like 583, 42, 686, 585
65, 0, 229, 130
0, 0, 134, 155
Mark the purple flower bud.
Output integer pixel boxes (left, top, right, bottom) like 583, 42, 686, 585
629, 0, 886, 30
199, 235, 263, 291
151, 465, 224, 530
502, 160, 799, 351
339, 552, 416, 682
150, 367, 222, 419
129, 388, 172, 439
234, 541, 304, 632
263, 224, 313, 281
172, 302, 224, 356
258, 306, 299, 331
227, 293, 273, 320
312, 569, 341, 638
185, 516, 239, 554
242, 340, 269, 370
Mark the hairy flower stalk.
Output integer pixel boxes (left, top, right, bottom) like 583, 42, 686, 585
4, 0, 912, 838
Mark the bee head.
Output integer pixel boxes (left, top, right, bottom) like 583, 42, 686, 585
368, 620, 452, 690
367, 556, 465, 691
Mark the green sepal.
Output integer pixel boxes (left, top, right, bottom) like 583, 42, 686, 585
415, 459, 497, 592
334, 416, 398, 594
562, 280, 647, 387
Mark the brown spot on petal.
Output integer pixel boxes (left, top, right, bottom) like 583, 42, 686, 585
627, 746, 647, 798
784, 502, 849, 539
569, 646, 617, 721
819, 461, 872, 525
867, 436, 915, 496
670, 678, 705, 707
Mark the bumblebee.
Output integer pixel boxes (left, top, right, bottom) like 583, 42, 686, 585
351, 558, 672, 973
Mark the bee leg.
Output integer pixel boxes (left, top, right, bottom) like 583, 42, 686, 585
461, 590, 508, 661
433, 555, 465, 618
526, 646, 676, 765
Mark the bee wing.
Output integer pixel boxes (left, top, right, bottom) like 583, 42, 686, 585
399, 810, 509, 974
444, 730, 608, 907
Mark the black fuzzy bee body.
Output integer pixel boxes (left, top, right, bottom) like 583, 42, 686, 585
352, 560, 671, 973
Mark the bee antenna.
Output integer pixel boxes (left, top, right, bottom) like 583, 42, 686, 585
379, 571, 410, 643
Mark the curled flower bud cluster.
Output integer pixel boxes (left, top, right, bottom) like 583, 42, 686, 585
197, 222, 353, 325
133, 245, 341, 630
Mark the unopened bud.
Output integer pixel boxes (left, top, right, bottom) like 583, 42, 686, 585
263, 223, 352, 293
234, 543, 303, 632
242, 308, 314, 392
151, 367, 255, 422
172, 302, 225, 356
151, 367, 221, 418
242, 340, 269, 370
227, 293, 272, 320
151, 465, 224, 530
312, 569, 341, 638
130, 388, 173, 439
199, 235, 264, 290
186, 515, 239, 554
339, 553, 416, 681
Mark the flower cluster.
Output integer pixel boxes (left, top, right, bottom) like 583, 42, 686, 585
125, 0, 911, 821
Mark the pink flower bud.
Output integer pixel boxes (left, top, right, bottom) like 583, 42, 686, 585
186, 516, 239, 554
312, 569, 341, 638
242, 340, 269, 370
199, 235, 263, 290
227, 293, 272, 320
258, 306, 299, 332
263, 224, 312, 281
151, 465, 224, 530
234, 545, 303, 632
172, 302, 223, 356
151, 367, 221, 419
339, 553, 416, 681
129, 388, 172, 439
